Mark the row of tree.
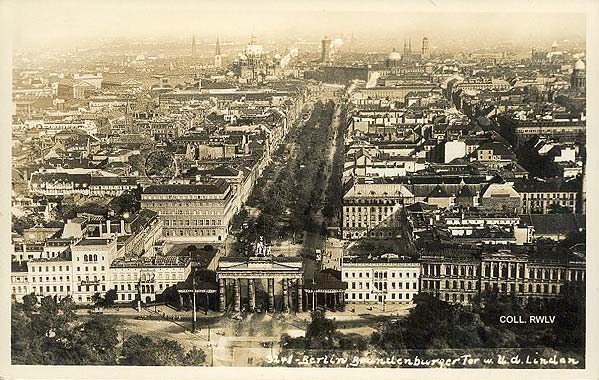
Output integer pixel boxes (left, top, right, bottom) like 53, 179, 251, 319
12, 295, 206, 366
276, 293, 584, 368
322, 103, 347, 223
240, 99, 336, 243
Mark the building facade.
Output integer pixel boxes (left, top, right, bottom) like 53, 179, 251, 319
141, 180, 236, 242
342, 177, 414, 240
341, 254, 420, 305
420, 247, 585, 305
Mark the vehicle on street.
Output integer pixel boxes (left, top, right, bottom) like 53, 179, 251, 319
88, 308, 104, 315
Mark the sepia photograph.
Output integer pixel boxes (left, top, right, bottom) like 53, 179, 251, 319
1, 0, 597, 378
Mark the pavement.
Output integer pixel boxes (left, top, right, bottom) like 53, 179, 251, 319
79, 296, 415, 366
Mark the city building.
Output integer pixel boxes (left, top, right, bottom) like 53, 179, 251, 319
420, 245, 585, 304
140, 180, 236, 242
341, 253, 421, 305
514, 178, 580, 214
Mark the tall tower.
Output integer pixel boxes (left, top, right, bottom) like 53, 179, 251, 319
321, 36, 332, 63
422, 37, 430, 58
191, 35, 197, 57
214, 36, 222, 67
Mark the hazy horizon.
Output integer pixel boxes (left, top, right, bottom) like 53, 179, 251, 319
8, 0, 587, 51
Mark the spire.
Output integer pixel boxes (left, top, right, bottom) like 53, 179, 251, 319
215, 36, 221, 56
409, 38, 412, 53
191, 35, 197, 57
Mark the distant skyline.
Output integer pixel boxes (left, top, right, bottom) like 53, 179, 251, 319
8, 0, 587, 51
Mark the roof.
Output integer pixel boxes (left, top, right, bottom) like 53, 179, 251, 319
110, 255, 191, 268
74, 238, 113, 247
176, 269, 218, 291
513, 178, 580, 193
304, 270, 347, 290
481, 183, 519, 198
90, 176, 137, 186
476, 141, 515, 158
520, 214, 585, 235
456, 186, 474, 198
128, 209, 159, 234
428, 185, 450, 198
143, 180, 228, 195
405, 201, 438, 213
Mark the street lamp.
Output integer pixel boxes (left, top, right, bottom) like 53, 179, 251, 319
192, 268, 197, 333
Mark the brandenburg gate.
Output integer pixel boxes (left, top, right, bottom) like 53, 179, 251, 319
216, 245, 304, 313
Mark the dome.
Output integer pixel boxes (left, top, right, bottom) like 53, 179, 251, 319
574, 59, 585, 71
246, 43, 264, 57
388, 49, 402, 61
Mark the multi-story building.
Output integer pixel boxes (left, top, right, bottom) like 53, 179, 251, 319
20, 238, 191, 305
342, 177, 414, 240
27, 251, 75, 302
514, 178, 580, 214
498, 115, 586, 148
141, 180, 236, 242
419, 246, 481, 304
109, 256, 191, 303
420, 245, 585, 305
70, 238, 117, 303
11, 262, 29, 302
341, 254, 420, 305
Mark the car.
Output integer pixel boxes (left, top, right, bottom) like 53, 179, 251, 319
88, 308, 104, 315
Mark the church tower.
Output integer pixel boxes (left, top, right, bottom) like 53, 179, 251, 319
191, 35, 197, 57
214, 37, 222, 67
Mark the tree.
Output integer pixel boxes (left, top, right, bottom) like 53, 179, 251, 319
21, 293, 38, 313
548, 203, 572, 214
128, 154, 146, 174
109, 190, 141, 215
121, 335, 161, 365
12, 295, 119, 365
120, 334, 191, 366
104, 289, 118, 306
181, 346, 207, 366
256, 213, 277, 242
12, 214, 45, 235
305, 310, 338, 349
92, 292, 104, 306
71, 317, 120, 365
231, 208, 249, 230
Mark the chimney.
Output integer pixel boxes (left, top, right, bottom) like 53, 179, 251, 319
106, 220, 111, 235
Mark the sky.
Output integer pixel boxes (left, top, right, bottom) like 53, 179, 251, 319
6, 0, 589, 50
